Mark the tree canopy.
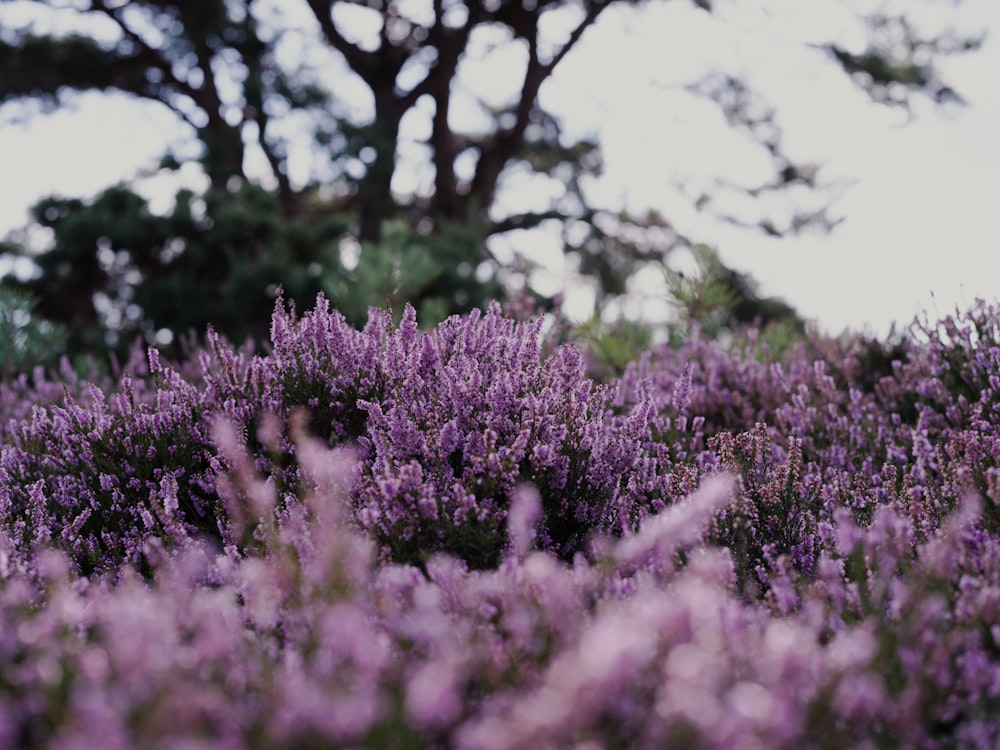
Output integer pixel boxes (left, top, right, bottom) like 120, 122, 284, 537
0, 0, 985, 356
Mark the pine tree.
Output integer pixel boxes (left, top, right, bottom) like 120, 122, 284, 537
0, 1, 983, 354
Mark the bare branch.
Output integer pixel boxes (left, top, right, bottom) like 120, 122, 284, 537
543, 1, 608, 73
488, 209, 581, 236
470, 2, 609, 209
304, 0, 378, 77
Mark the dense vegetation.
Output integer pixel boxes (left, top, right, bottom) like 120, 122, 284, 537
1, 294, 1000, 747
1, 4, 993, 746
1, 0, 980, 355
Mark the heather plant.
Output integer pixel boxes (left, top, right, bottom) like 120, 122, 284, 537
0, 420, 731, 749
6, 433, 996, 748
0, 437, 880, 747
354, 302, 652, 568
0, 334, 155, 446
197, 295, 652, 568
905, 300, 1000, 420
708, 425, 820, 598
616, 321, 870, 444
0, 354, 218, 574
775, 500, 1000, 748
609, 298, 1000, 603
0, 361, 79, 444
2, 294, 1000, 747
200, 294, 386, 448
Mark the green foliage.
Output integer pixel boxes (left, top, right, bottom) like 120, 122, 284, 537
663, 244, 806, 347
573, 315, 654, 380
12, 182, 349, 353
0, 287, 67, 380
664, 245, 741, 338
324, 218, 503, 329
571, 244, 808, 380
5, 180, 508, 356
134, 183, 348, 346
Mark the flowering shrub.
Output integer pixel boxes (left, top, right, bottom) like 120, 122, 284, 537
353, 303, 650, 568
1, 295, 1000, 746
0, 358, 217, 575
196, 297, 650, 567
200, 295, 385, 447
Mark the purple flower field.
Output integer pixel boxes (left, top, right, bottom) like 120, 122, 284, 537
2, 295, 1000, 748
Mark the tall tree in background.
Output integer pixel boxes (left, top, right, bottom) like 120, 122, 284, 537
0, 0, 984, 355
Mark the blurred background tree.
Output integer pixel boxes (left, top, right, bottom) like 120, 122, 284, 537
0, 286, 68, 381
0, 0, 984, 360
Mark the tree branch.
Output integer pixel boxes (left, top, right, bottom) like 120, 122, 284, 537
488, 209, 580, 236
470, 2, 609, 209
544, 1, 608, 73
238, 16, 293, 204
91, 0, 205, 128
304, 0, 377, 77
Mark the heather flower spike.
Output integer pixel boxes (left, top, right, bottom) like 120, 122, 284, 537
0, 296, 999, 746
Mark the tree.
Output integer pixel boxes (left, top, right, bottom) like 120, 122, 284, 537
0, 286, 68, 381
0, 0, 984, 355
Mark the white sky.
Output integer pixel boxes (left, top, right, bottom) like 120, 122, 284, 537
1, 0, 998, 339
538, 0, 1000, 337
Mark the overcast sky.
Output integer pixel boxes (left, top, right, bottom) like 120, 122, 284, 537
542, 0, 1000, 337
1, 0, 998, 339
